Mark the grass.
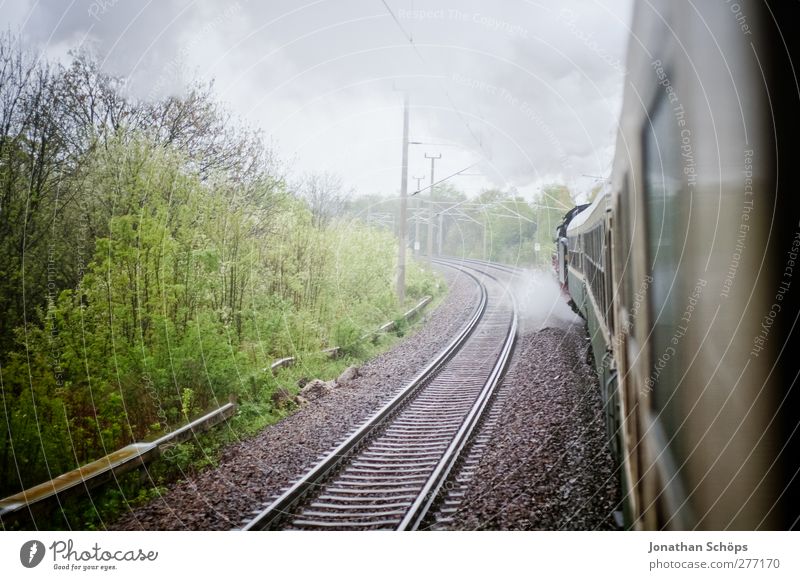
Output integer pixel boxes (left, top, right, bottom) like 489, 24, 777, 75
23, 280, 448, 530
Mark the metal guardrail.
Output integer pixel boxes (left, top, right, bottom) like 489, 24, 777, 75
267, 295, 432, 375
0, 402, 236, 528
0, 295, 435, 528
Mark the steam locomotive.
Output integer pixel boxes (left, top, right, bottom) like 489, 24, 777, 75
555, 0, 800, 530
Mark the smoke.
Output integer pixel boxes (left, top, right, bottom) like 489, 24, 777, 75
508, 269, 581, 333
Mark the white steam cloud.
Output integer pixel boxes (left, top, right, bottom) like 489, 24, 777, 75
508, 269, 581, 333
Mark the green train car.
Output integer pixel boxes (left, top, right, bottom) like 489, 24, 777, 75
554, 0, 800, 530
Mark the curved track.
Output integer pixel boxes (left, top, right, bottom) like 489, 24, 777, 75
242, 259, 517, 531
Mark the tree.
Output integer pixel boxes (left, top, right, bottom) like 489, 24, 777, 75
0, 37, 441, 502
298, 171, 349, 229
0, 32, 66, 357
532, 184, 576, 266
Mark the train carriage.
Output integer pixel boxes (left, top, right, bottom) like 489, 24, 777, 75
556, 0, 800, 530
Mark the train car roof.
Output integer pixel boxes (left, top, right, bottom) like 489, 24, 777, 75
566, 184, 611, 235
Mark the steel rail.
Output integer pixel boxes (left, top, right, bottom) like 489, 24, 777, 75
242, 263, 488, 530
399, 260, 518, 530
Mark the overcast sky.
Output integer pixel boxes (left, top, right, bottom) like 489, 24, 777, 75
3, 0, 633, 201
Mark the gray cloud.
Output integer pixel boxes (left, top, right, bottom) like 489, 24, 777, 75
5, 0, 633, 199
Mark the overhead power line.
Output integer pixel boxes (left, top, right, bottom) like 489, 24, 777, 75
379, 0, 491, 160
411, 163, 478, 197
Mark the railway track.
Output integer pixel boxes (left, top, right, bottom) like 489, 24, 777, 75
242, 259, 518, 530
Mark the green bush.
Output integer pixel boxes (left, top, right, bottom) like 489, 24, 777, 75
0, 115, 442, 514
393, 317, 409, 337
333, 319, 365, 358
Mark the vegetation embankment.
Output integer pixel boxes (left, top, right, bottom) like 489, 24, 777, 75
0, 34, 440, 525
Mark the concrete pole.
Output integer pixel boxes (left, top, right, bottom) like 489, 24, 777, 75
396, 93, 409, 304
437, 212, 444, 256
413, 176, 424, 254
424, 153, 441, 261
482, 222, 487, 260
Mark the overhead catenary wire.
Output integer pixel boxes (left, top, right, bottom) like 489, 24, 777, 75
379, 0, 491, 161
411, 162, 478, 197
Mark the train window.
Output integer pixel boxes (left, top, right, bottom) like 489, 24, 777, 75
617, 174, 634, 321
643, 90, 687, 430
579, 221, 608, 330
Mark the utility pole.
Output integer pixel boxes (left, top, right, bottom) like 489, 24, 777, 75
396, 93, 410, 304
413, 175, 424, 254
424, 153, 441, 261
437, 211, 444, 256
483, 219, 487, 260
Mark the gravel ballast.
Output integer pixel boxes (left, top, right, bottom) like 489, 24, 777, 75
111, 265, 620, 531
437, 322, 621, 530
112, 267, 479, 530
